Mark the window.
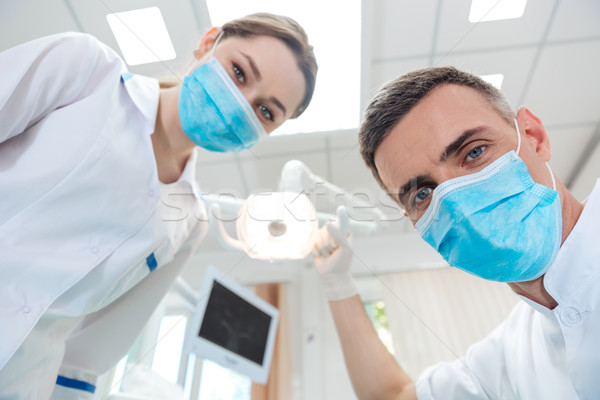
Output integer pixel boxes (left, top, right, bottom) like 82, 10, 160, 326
151, 315, 188, 383
206, 0, 361, 135
198, 359, 251, 400
363, 300, 395, 355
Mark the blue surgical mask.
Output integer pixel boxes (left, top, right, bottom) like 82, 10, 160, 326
415, 120, 562, 282
178, 35, 266, 152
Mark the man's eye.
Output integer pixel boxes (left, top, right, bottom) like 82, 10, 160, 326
465, 145, 486, 162
413, 187, 433, 206
259, 105, 273, 121
233, 64, 245, 84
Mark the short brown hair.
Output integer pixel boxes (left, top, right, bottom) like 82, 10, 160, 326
221, 13, 317, 118
359, 66, 514, 191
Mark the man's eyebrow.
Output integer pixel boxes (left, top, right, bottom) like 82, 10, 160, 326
397, 174, 431, 207
395, 127, 488, 207
439, 128, 486, 162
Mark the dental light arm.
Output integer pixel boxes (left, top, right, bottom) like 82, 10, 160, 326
209, 203, 244, 252
279, 160, 387, 234
173, 276, 199, 310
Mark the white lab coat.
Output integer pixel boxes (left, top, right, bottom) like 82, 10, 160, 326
416, 179, 600, 400
0, 33, 207, 398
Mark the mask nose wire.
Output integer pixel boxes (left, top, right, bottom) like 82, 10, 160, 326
514, 118, 557, 191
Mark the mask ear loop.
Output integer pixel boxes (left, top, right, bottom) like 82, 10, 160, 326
513, 118, 522, 156
189, 31, 224, 75
546, 164, 557, 191
515, 118, 557, 191
210, 31, 224, 59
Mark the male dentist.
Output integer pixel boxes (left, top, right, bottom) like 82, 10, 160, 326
313, 67, 598, 400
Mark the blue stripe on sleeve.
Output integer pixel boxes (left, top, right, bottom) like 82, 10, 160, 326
146, 252, 158, 272
56, 375, 96, 393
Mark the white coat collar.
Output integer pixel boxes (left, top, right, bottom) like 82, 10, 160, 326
522, 179, 600, 314
171, 148, 202, 200
120, 72, 159, 136
121, 72, 201, 200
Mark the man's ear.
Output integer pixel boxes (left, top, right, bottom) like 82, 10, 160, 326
194, 26, 223, 59
515, 106, 551, 162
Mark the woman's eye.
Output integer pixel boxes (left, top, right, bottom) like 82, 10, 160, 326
259, 105, 273, 121
465, 145, 486, 162
413, 187, 433, 206
233, 64, 245, 84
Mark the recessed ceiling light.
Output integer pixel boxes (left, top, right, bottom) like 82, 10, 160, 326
107, 7, 176, 66
480, 73, 504, 89
469, 0, 527, 23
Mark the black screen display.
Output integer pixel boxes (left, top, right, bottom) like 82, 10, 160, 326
198, 281, 273, 365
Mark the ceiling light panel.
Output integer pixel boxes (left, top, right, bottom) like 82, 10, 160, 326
107, 7, 176, 66
480, 73, 504, 89
469, 0, 528, 23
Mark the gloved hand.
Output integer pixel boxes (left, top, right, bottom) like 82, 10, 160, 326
312, 206, 358, 301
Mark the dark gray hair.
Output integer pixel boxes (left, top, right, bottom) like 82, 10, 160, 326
359, 66, 514, 192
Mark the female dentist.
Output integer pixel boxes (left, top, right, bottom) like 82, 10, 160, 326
0, 12, 317, 399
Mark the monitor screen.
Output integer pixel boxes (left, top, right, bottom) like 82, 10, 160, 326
183, 266, 280, 384
198, 281, 272, 365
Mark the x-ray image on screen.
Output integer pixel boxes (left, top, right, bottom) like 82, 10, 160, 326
183, 266, 279, 383
198, 281, 272, 365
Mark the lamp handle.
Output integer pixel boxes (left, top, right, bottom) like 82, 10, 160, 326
209, 203, 245, 252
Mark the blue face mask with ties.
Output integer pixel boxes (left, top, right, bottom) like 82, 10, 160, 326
178, 35, 266, 152
415, 119, 562, 282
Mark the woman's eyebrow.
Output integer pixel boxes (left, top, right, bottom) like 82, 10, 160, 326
269, 96, 287, 115
240, 52, 287, 116
241, 52, 261, 80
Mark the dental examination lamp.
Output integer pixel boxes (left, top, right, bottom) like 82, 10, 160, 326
207, 160, 387, 261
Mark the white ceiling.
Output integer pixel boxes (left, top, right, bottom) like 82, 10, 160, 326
364, 0, 600, 203
2, 0, 599, 283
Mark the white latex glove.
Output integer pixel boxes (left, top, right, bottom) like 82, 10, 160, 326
312, 206, 358, 301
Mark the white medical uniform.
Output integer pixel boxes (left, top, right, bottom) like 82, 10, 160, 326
0, 33, 207, 399
416, 180, 600, 400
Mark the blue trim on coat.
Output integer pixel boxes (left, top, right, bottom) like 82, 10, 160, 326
121, 72, 134, 82
146, 252, 158, 272
56, 375, 96, 393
